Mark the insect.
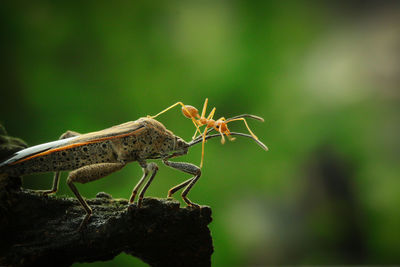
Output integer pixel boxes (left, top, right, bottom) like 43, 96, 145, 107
150, 98, 265, 167
0, 104, 267, 230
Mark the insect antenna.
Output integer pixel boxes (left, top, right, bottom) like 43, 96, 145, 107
202, 114, 265, 137
188, 132, 268, 151
225, 114, 265, 123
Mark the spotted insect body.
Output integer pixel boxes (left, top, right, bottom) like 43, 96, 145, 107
1, 118, 183, 177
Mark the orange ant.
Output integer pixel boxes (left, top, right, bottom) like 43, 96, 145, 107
149, 98, 265, 168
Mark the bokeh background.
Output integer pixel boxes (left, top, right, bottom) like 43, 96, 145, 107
1, 1, 400, 266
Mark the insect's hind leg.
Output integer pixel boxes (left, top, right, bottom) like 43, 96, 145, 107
67, 162, 126, 230
40, 130, 81, 195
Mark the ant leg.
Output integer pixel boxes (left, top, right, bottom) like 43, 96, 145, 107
163, 159, 201, 208
200, 98, 208, 118
207, 107, 216, 120
216, 117, 236, 142
214, 117, 227, 144
149, 102, 186, 119
197, 108, 217, 168
149, 101, 202, 138
39, 130, 81, 195
191, 98, 208, 140
219, 128, 226, 144
226, 118, 259, 140
200, 126, 209, 168
227, 134, 236, 142
191, 119, 203, 140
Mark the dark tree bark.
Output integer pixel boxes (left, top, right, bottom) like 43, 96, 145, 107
0, 126, 214, 267
0, 176, 213, 267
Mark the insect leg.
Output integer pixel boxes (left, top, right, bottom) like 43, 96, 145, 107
191, 119, 203, 140
66, 162, 126, 230
129, 167, 149, 203
206, 107, 216, 120
137, 162, 158, 207
39, 130, 81, 195
192, 98, 210, 140
216, 117, 236, 143
149, 101, 203, 138
198, 106, 217, 168
38, 171, 62, 195
167, 178, 194, 197
129, 161, 158, 207
200, 98, 208, 118
200, 126, 209, 168
219, 128, 226, 144
149, 102, 185, 119
225, 117, 259, 140
163, 159, 201, 208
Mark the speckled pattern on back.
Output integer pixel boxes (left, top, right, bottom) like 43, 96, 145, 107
0, 118, 185, 176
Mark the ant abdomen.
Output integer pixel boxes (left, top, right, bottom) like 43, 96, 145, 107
182, 105, 199, 119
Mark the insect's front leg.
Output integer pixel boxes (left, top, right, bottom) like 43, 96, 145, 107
66, 162, 126, 230
39, 130, 81, 195
163, 158, 201, 208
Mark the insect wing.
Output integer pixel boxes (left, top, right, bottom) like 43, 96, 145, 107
0, 121, 145, 168
0, 136, 78, 167
70, 121, 145, 143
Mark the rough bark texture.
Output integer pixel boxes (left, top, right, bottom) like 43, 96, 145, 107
0, 125, 214, 267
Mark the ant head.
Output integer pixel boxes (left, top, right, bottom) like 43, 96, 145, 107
181, 105, 199, 119
214, 120, 229, 133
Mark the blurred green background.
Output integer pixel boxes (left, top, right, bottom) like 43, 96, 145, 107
1, 1, 400, 266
